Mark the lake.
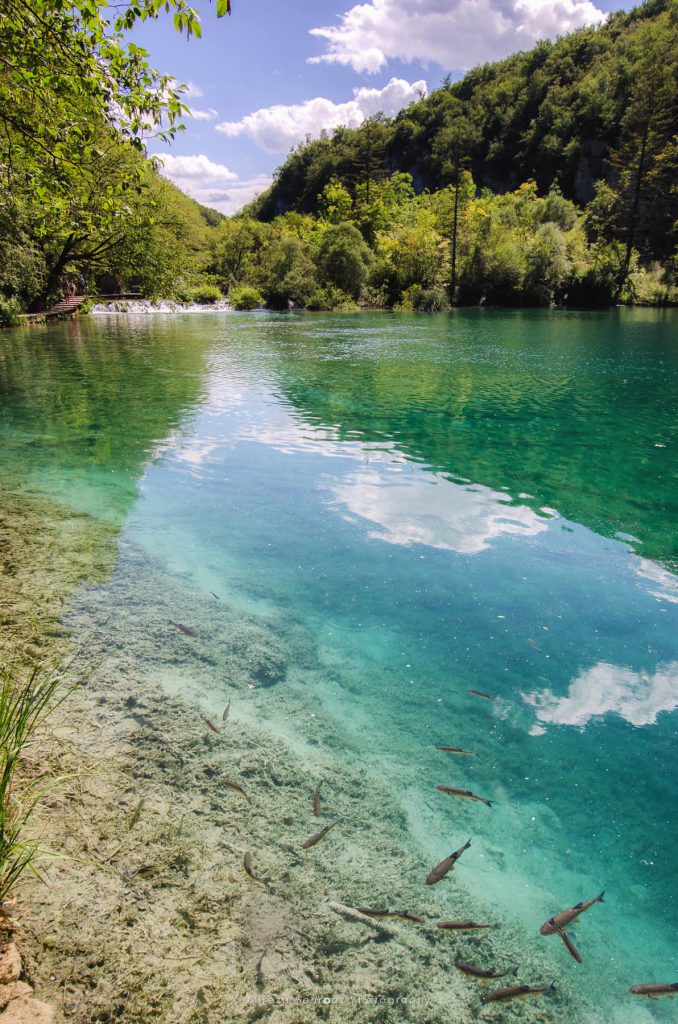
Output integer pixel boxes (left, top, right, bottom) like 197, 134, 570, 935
1, 307, 676, 1023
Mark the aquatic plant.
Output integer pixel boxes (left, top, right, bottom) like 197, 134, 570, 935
0, 656, 71, 904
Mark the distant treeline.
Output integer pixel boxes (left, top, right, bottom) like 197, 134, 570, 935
0, 0, 676, 322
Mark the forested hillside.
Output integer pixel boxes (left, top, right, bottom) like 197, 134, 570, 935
0, 0, 675, 318
250, 0, 677, 269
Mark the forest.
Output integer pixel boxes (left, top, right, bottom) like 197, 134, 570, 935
0, 0, 676, 321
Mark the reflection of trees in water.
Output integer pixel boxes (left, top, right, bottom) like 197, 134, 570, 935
0, 317, 212, 522
272, 311, 678, 569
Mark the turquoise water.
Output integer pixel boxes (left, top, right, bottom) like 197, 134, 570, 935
1, 309, 677, 1021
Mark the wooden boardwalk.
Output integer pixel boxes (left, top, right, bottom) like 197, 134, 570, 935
45, 294, 86, 318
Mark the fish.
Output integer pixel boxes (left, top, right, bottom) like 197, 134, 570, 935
481, 982, 555, 1004
436, 785, 493, 807
356, 908, 425, 924
391, 910, 426, 924
169, 620, 199, 637
437, 920, 499, 931
435, 746, 476, 756
425, 838, 471, 885
558, 929, 582, 964
468, 689, 497, 703
454, 961, 516, 979
313, 787, 321, 817
301, 821, 339, 849
222, 779, 249, 801
629, 984, 678, 999
202, 716, 221, 735
243, 851, 262, 883
211, 592, 220, 600
540, 891, 604, 935
222, 701, 231, 722
528, 638, 540, 651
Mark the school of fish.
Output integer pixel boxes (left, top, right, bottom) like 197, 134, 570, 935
172, 619, 670, 1010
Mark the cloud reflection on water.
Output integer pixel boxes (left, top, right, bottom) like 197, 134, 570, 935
327, 466, 550, 554
523, 661, 678, 728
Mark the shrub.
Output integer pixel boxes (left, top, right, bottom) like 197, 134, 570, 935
188, 284, 223, 304
414, 286, 450, 312
0, 297, 22, 328
229, 285, 263, 310
306, 284, 358, 311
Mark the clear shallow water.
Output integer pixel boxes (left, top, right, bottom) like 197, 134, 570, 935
1, 309, 677, 1022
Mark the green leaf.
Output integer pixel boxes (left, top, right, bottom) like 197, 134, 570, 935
216, 0, 231, 17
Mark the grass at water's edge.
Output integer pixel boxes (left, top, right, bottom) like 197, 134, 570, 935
0, 657, 72, 907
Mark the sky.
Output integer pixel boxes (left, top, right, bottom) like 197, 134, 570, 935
132, 0, 637, 215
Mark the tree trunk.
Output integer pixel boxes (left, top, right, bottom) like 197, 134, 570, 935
451, 165, 460, 304
617, 118, 650, 301
36, 234, 76, 310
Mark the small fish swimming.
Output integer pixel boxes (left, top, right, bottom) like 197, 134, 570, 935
169, 620, 199, 637
202, 717, 221, 735
356, 908, 425, 924
481, 982, 555, 1004
528, 638, 540, 651
629, 984, 678, 999
222, 779, 249, 801
436, 785, 493, 807
454, 961, 515, 979
243, 851, 262, 883
437, 920, 499, 930
558, 929, 582, 964
426, 838, 472, 885
468, 689, 497, 703
313, 787, 321, 817
435, 746, 476, 756
301, 821, 339, 849
391, 910, 426, 924
540, 892, 605, 935
222, 701, 231, 722
211, 592, 220, 600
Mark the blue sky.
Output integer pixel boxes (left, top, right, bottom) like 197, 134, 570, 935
133, 0, 636, 214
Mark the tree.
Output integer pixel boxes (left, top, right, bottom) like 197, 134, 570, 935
607, 17, 678, 294
432, 103, 479, 301
0, 0, 234, 306
317, 223, 373, 299
256, 234, 317, 309
210, 218, 267, 291
524, 223, 572, 303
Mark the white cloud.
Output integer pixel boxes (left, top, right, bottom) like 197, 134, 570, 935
157, 153, 238, 185
523, 662, 678, 729
183, 82, 204, 98
328, 467, 548, 554
215, 77, 426, 153
188, 107, 219, 121
309, 0, 606, 73
155, 153, 270, 215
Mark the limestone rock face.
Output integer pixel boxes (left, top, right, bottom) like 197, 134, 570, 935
0, 947, 21, 986
0, 997, 55, 1024
0, 943, 55, 1023
0, 983, 33, 1012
